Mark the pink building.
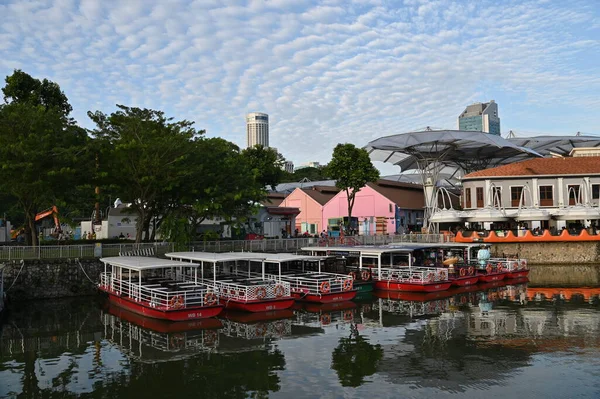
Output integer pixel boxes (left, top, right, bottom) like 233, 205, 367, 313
279, 186, 340, 235
322, 180, 425, 235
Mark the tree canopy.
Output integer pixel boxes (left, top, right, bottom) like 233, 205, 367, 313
0, 70, 89, 245
327, 143, 380, 230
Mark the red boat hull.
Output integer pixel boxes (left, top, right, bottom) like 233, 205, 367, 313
303, 301, 357, 313
450, 276, 479, 287
478, 272, 507, 283
106, 292, 223, 321
106, 303, 223, 332
374, 280, 452, 292
507, 270, 530, 279
292, 290, 357, 303
220, 297, 295, 312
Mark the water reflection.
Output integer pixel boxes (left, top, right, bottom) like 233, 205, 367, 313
1, 281, 600, 398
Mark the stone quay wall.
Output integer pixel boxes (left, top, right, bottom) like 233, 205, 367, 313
2, 259, 103, 302
492, 242, 600, 265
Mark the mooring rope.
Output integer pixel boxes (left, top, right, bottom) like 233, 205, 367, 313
76, 258, 99, 285
6, 260, 25, 291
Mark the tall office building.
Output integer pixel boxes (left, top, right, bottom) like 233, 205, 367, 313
246, 112, 269, 148
458, 100, 501, 135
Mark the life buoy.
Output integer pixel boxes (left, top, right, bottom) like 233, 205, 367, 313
348, 271, 357, 280
320, 281, 331, 294
521, 260, 527, 269
460, 295, 467, 304
427, 272, 435, 282
343, 279, 353, 291
255, 323, 267, 336
169, 333, 184, 349
204, 329, 217, 345
512, 262, 519, 271
274, 284, 285, 298
256, 287, 267, 300
361, 269, 371, 281
343, 310, 353, 321
439, 270, 447, 280
468, 266, 475, 275
459, 268, 466, 277
204, 292, 217, 306
169, 295, 184, 309
320, 314, 331, 325
486, 264, 493, 274
497, 264, 504, 272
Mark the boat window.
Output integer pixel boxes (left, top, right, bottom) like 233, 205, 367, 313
539, 185, 553, 206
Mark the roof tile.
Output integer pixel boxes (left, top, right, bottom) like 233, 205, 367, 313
463, 157, 600, 179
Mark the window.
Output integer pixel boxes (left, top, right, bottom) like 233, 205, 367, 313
492, 187, 502, 207
465, 188, 472, 208
476, 187, 484, 208
389, 203, 393, 213
568, 185, 580, 205
539, 186, 553, 206
511, 186, 523, 207
593, 184, 600, 200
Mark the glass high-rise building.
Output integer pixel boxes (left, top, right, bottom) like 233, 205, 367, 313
458, 100, 501, 135
246, 112, 269, 148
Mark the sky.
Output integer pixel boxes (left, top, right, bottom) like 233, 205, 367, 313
1, 0, 599, 174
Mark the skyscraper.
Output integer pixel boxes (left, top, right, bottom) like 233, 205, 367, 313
458, 100, 501, 135
246, 112, 269, 148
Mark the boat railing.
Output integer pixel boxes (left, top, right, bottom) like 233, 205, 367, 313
220, 319, 292, 339
273, 272, 354, 295
372, 266, 449, 283
375, 298, 448, 316
100, 272, 219, 310
487, 258, 528, 271
212, 279, 291, 301
102, 311, 218, 353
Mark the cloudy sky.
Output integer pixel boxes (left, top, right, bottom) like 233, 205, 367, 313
1, 0, 599, 171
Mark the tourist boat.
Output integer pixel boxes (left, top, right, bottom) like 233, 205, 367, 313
166, 252, 295, 313
254, 252, 357, 303
98, 256, 224, 321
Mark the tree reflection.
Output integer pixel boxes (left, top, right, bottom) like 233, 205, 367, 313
331, 325, 383, 387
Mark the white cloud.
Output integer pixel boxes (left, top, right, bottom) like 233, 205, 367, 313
0, 0, 598, 166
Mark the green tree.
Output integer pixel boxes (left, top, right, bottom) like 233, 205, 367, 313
331, 325, 384, 387
0, 71, 89, 246
280, 166, 330, 183
88, 105, 201, 242
242, 145, 285, 191
160, 138, 262, 246
327, 143, 380, 230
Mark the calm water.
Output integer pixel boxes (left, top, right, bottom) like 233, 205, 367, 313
2, 282, 600, 398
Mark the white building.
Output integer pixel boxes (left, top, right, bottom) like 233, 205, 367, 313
246, 112, 269, 148
282, 160, 294, 173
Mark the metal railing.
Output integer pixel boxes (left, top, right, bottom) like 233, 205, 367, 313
0, 242, 174, 260
0, 234, 452, 260
100, 272, 217, 309
372, 266, 449, 283
213, 278, 291, 301
271, 271, 354, 296
487, 258, 528, 271
220, 319, 291, 339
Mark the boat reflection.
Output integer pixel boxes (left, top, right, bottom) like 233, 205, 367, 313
293, 301, 357, 327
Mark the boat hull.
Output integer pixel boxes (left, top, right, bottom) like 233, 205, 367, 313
374, 280, 452, 292
507, 270, 530, 279
354, 281, 374, 293
105, 292, 223, 321
221, 308, 294, 323
450, 276, 479, 287
478, 272, 507, 283
373, 289, 453, 302
292, 290, 357, 303
220, 297, 295, 313
106, 303, 223, 332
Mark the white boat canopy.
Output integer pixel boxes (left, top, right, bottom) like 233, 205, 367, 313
99, 256, 199, 271
166, 252, 266, 263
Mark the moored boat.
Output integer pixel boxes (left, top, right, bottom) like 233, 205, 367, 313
98, 256, 224, 321
166, 252, 295, 313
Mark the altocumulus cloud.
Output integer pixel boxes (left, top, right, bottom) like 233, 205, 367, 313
1, 0, 599, 167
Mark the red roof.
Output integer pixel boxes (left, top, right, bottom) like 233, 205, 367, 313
463, 156, 600, 179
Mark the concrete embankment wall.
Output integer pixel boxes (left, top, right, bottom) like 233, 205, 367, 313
492, 242, 600, 265
529, 264, 600, 287
2, 259, 103, 302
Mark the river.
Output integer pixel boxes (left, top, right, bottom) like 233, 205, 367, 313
1, 278, 600, 398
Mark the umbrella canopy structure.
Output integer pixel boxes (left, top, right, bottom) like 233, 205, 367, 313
465, 207, 511, 223
366, 130, 543, 174
507, 135, 600, 157
552, 205, 600, 221
365, 130, 543, 230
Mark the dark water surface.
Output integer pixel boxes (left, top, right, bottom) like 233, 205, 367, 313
2, 282, 600, 398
